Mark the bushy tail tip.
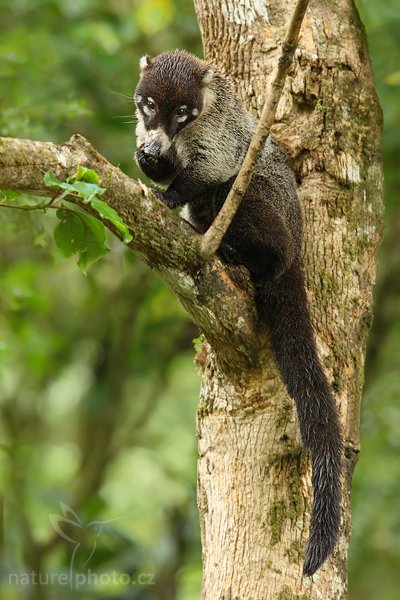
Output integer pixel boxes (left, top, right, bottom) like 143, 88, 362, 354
303, 540, 334, 577
302, 447, 342, 576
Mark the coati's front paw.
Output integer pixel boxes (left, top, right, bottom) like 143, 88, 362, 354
135, 146, 158, 170
135, 146, 176, 183
153, 189, 181, 209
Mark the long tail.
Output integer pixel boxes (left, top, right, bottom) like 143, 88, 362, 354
254, 258, 343, 576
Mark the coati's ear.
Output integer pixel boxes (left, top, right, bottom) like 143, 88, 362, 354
201, 67, 214, 86
139, 55, 152, 71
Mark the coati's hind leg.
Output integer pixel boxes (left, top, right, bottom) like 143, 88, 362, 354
220, 176, 298, 280
218, 241, 245, 266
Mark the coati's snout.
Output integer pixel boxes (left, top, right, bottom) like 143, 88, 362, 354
143, 139, 161, 159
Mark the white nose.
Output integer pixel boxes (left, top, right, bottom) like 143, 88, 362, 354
143, 139, 161, 158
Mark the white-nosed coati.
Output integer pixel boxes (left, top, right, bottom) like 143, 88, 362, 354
134, 49, 343, 576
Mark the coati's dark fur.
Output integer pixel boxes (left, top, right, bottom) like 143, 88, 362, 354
134, 50, 343, 576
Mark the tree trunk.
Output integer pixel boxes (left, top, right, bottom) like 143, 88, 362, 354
193, 0, 383, 598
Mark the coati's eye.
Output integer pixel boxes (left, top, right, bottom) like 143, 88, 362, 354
146, 97, 156, 111
141, 97, 157, 117
176, 105, 189, 124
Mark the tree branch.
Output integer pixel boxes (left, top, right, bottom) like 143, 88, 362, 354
200, 0, 311, 258
0, 134, 264, 373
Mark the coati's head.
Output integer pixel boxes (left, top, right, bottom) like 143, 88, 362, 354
135, 50, 214, 157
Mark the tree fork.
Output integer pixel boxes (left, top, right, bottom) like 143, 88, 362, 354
0, 134, 260, 373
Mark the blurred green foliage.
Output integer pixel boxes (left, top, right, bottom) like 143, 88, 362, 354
0, 1, 202, 599
350, 3, 400, 599
0, 0, 399, 599
355, 0, 400, 214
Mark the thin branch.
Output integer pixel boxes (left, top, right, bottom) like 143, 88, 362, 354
0, 202, 74, 212
200, 0, 311, 258
0, 203, 50, 211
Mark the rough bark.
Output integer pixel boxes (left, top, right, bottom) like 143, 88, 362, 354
193, 0, 383, 598
200, 0, 311, 257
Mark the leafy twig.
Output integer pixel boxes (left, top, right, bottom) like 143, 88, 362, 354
44, 167, 133, 244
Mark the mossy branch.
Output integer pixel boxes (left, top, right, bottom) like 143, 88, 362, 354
200, 0, 311, 259
0, 134, 262, 372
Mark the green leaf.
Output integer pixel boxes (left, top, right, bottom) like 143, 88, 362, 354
54, 210, 82, 258
54, 209, 109, 273
44, 171, 75, 193
75, 165, 100, 184
45, 169, 103, 197
90, 197, 133, 244
44, 171, 62, 188
70, 180, 105, 201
